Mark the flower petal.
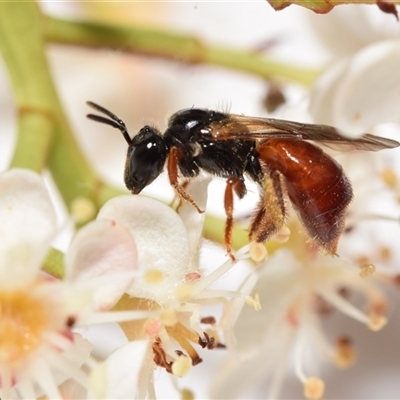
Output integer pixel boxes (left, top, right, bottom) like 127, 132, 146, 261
89, 340, 149, 399
0, 169, 57, 288
97, 195, 191, 303
226, 250, 301, 359
333, 40, 400, 135
177, 174, 211, 269
309, 59, 350, 126
65, 219, 138, 311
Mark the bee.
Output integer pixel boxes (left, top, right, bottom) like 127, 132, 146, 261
87, 101, 399, 259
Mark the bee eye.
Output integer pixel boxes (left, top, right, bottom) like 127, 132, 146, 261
124, 128, 167, 194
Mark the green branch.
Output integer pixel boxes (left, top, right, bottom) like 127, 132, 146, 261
0, 3, 124, 213
44, 16, 319, 86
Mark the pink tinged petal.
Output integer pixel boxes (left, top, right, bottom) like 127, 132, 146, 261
333, 40, 400, 135
65, 219, 138, 310
97, 196, 191, 303
89, 340, 149, 399
0, 169, 57, 288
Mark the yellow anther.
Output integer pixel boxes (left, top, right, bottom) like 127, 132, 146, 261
249, 242, 268, 264
380, 168, 397, 188
172, 355, 192, 377
368, 313, 387, 331
303, 377, 325, 400
334, 336, 356, 368
359, 263, 376, 278
275, 225, 291, 243
246, 291, 261, 311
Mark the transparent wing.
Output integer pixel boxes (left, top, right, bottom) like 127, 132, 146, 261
209, 114, 399, 151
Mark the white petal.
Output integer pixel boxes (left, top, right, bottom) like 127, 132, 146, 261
89, 340, 149, 399
97, 196, 191, 304
333, 40, 400, 135
228, 250, 300, 359
0, 169, 57, 288
308, 59, 350, 126
65, 219, 138, 310
177, 174, 211, 269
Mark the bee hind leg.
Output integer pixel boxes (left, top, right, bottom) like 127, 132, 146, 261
250, 171, 286, 243
224, 176, 247, 261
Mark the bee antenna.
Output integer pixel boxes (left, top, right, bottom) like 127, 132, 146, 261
86, 101, 132, 145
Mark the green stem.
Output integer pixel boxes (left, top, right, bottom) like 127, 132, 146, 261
0, 3, 124, 212
44, 16, 319, 86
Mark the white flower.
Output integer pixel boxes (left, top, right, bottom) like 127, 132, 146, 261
309, 39, 400, 137
211, 239, 388, 400
302, 6, 400, 137
0, 169, 138, 399
90, 176, 258, 399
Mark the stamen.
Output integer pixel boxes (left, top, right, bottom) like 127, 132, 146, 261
161, 309, 179, 327
171, 355, 192, 377
334, 335, 356, 368
275, 225, 291, 243
380, 167, 397, 188
249, 242, 268, 263
379, 246, 392, 262
166, 324, 202, 365
174, 283, 194, 302
368, 313, 387, 331
303, 377, 325, 400
359, 263, 376, 278
180, 388, 195, 400
246, 292, 261, 311
368, 301, 388, 331
317, 288, 370, 325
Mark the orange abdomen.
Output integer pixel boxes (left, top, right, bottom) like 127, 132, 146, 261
256, 139, 353, 253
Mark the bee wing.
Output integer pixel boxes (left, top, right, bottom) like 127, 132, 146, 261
209, 115, 399, 151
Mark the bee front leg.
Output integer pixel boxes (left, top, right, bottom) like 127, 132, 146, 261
168, 147, 204, 213
224, 176, 247, 261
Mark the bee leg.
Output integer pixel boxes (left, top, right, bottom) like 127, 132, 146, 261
168, 147, 204, 213
250, 171, 286, 243
224, 176, 247, 261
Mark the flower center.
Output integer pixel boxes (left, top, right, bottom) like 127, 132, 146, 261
0, 289, 50, 366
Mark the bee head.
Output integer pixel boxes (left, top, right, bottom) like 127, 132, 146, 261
125, 126, 168, 194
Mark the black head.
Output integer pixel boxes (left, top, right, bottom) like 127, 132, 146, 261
125, 126, 167, 193
86, 102, 167, 194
